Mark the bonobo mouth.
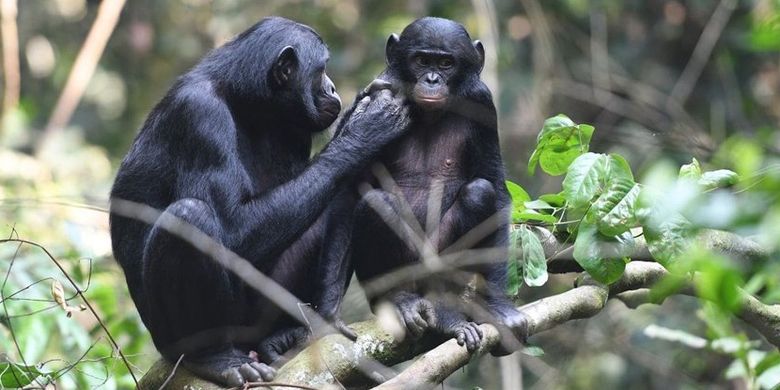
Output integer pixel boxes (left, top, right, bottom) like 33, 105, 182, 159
414, 95, 447, 110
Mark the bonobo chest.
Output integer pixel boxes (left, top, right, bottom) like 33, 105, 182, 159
380, 116, 471, 187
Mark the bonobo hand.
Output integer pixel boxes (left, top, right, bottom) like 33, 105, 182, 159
391, 291, 437, 339
337, 79, 410, 154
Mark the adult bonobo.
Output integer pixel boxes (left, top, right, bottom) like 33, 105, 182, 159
109, 17, 408, 386
309, 17, 529, 359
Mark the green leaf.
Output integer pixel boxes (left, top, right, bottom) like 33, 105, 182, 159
698, 169, 739, 190
642, 213, 693, 268
528, 114, 594, 176
608, 153, 634, 181
0, 362, 42, 388
524, 199, 554, 210
750, 14, 780, 51
679, 157, 702, 180
506, 180, 531, 223
520, 345, 545, 357
694, 254, 743, 313
506, 228, 522, 296
588, 178, 640, 236
516, 211, 558, 224
573, 224, 633, 284
562, 153, 609, 209
539, 193, 566, 207
756, 351, 780, 376
518, 225, 548, 287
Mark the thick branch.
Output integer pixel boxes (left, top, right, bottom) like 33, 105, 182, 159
138, 230, 774, 389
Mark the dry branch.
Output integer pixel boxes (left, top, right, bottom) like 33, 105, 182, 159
138, 229, 776, 389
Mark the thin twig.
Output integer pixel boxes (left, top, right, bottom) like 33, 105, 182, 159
157, 354, 184, 390
0, 0, 20, 118
667, 0, 738, 108
0, 238, 140, 386
36, 0, 127, 156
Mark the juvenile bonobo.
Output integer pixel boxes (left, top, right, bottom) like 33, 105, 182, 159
109, 17, 408, 387
306, 17, 529, 357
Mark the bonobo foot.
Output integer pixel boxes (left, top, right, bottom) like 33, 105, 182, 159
435, 307, 484, 352
181, 347, 275, 387
257, 320, 357, 364
391, 291, 436, 338
489, 304, 530, 356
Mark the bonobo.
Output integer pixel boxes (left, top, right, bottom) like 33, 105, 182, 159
313, 17, 529, 356
109, 17, 408, 387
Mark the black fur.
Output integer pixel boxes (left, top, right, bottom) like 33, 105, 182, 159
310, 17, 528, 357
109, 17, 408, 387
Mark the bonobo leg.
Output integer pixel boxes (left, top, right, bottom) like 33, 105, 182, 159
258, 192, 358, 365
142, 198, 275, 386
437, 178, 529, 354
352, 189, 436, 337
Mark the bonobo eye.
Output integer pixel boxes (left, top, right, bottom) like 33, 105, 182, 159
416, 56, 431, 67
439, 58, 454, 69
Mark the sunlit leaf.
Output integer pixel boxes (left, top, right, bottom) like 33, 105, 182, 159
608, 153, 634, 181
507, 180, 531, 223
521, 345, 545, 357
587, 178, 640, 236
698, 169, 739, 190
539, 193, 566, 207
642, 213, 693, 268
524, 199, 554, 210
516, 211, 558, 224
573, 224, 633, 284
528, 114, 594, 176
0, 362, 42, 388
562, 153, 609, 209
506, 228, 522, 296
518, 225, 548, 286
679, 157, 702, 180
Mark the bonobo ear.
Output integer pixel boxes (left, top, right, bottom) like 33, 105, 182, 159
473, 40, 485, 73
272, 46, 298, 87
385, 33, 400, 66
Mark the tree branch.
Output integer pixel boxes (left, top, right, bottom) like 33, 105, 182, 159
137, 229, 775, 389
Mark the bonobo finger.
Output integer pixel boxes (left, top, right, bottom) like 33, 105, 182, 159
412, 311, 429, 331
251, 362, 276, 381
420, 301, 437, 326
466, 325, 481, 351
364, 79, 393, 95
456, 331, 466, 346
353, 96, 372, 115
335, 320, 358, 341
239, 363, 261, 382
221, 367, 245, 388
257, 341, 282, 364
402, 310, 424, 337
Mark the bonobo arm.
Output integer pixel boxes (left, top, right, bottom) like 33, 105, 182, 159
174, 87, 408, 265
472, 121, 530, 353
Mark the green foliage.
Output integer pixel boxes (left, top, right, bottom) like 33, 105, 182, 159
0, 362, 45, 388
519, 225, 548, 287
572, 224, 632, 284
528, 114, 594, 176
509, 115, 746, 286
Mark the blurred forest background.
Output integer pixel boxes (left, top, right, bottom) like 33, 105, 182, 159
1, 0, 779, 389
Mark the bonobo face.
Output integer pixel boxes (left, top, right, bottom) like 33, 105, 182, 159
386, 17, 485, 112
271, 41, 341, 132
314, 71, 342, 129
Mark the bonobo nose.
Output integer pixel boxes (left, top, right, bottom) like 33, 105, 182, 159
424, 73, 441, 85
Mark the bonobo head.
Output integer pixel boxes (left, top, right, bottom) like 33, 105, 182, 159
385, 17, 485, 112
209, 17, 341, 132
